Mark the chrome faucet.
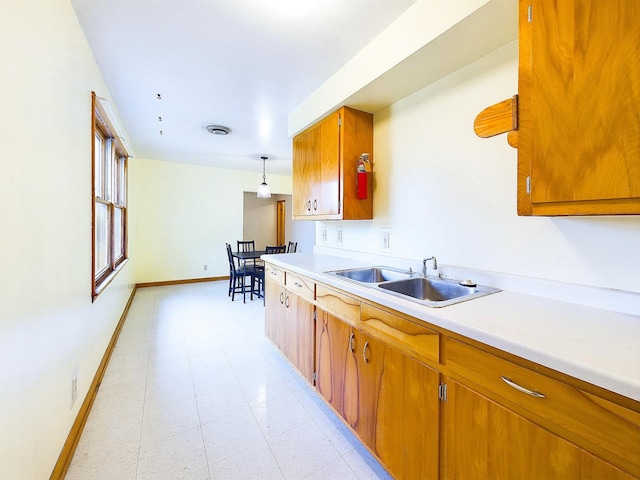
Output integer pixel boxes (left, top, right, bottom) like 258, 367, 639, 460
422, 257, 437, 277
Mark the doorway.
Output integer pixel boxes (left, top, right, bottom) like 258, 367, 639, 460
277, 200, 285, 246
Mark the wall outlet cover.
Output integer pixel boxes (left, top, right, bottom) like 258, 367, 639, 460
379, 228, 392, 253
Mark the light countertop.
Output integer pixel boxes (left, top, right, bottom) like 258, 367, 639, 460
263, 252, 640, 402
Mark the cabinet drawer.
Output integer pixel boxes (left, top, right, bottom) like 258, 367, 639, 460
446, 338, 640, 477
316, 284, 360, 326
285, 271, 315, 303
265, 264, 285, 286
361, 303, 440, 364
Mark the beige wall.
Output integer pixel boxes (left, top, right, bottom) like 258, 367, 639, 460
0, 0, 135, 478
242, 193, 315, 252
129, 159, 292, 283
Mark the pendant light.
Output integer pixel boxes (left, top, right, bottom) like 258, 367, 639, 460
257, 156, 271, 198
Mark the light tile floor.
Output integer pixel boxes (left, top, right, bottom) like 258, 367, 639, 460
66, 281, 393, 480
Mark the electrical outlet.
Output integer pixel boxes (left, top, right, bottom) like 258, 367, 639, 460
336, 227, 343, 245
321, 227, 328, 244
379, 228, 391, 253
70, 368, 78, 408
203, 265, 208, 271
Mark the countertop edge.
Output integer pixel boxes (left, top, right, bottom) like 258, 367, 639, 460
263, 253, 640, 403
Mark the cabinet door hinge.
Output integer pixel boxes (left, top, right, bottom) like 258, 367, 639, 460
438, 383, 448, 401
527, 4, 532, 22
526, 176, 531, 194
338, 117, 342, 127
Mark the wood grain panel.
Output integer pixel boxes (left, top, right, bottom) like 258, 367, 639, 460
264, 278, 285, 348
264, 263, 285, 286
292, 124, 319, 217
341, 107, 374, 220
519, 0, 640, 215
446, 338, 640, 477
285, 271, 315, 303
443, 379, 636, 479
315, 283, 360, 326
360, 302, 440, 364
287, 293, 315, 384
473, 95, 517, 138
315, 311, 359, 428
403, 354, 440, 480
359, 333, 404, 477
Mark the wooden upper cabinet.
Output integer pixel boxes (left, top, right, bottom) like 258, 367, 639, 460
518, 0, 640, 215
292, 107, 373, 220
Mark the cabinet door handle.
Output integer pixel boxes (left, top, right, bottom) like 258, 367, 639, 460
279, 292, 284, 304
285, 295, 289, 308
501, 376, 546, 398
348, 332, 355, 353
363, 341, 370, 364
307, 200, 311, 211
313, 199, 318, 211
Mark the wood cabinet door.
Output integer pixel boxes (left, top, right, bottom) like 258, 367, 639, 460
292, 111, 340, 218
285, 292, 315, 384
315, 310, 359, 426
442, 379, 634, 480
316, 110, 341, 216
359, 333, 441, 480
403, 354, 440, 480
292, 125, 319, 217
519, 0, 640, 215
358, 332, 405, 477
264, 278, 285, 350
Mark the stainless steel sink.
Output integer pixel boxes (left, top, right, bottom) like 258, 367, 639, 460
326, 266, 413, 283
325, 265, 500, 307
379, 277, 500, 307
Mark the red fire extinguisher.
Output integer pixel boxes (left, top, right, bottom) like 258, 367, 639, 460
356, 153, 370, 200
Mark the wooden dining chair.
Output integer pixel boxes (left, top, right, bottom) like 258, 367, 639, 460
226, 243, 259, 303
266, 245, 287, 254
238, 240, 263, 269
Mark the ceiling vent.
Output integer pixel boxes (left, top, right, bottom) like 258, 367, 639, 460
205, 124, 232, 135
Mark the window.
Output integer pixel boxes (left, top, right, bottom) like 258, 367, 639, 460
92, 92, 129, 300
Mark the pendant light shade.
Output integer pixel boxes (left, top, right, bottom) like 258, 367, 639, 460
257, 156, 271, 198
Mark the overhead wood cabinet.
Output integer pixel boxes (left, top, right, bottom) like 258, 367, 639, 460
476, 1, 640, 215
518, 0, 640, 215
292, 106, 374, 220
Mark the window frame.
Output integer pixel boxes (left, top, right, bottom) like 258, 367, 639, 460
92, 92, 129, 301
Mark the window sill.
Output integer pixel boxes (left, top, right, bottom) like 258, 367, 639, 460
93, 258, 129, 302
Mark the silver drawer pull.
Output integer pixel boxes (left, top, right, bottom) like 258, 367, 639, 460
501, 376, 546, 398
294, 282, 303, 288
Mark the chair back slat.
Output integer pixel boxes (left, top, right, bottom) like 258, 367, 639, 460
266, 245, 287, 254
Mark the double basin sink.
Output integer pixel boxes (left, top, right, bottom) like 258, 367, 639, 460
326, 266, 500, 308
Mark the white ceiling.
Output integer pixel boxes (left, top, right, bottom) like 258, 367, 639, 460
71, 0, 418, 176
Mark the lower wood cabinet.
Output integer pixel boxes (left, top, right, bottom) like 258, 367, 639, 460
264, 262, 640, 479
315, 309, 440, 479
442, 379, 635, 480
264, 276, 315, 384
